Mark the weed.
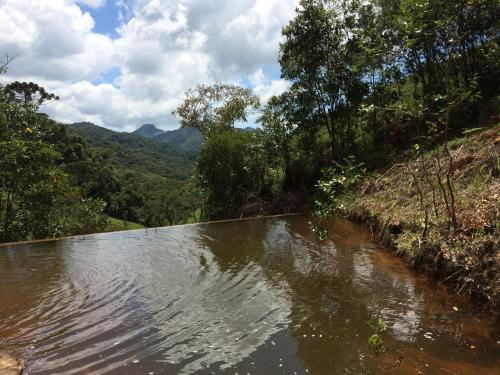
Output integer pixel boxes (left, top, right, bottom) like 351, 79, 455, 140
367, 314, 387, 354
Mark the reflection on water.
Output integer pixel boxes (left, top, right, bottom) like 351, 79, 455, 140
0, 215, 498, 374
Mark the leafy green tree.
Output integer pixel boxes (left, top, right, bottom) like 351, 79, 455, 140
256, 94, 297, 191
172, 84, 260, 139
0, 81, 107, 242
5, 81, 59, 106
280, 0, 365, 160
197, 131, 266, 219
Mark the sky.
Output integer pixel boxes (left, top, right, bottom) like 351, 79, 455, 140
0, 0, 297, 131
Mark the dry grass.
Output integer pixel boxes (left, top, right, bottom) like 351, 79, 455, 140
347, 125, 500, 312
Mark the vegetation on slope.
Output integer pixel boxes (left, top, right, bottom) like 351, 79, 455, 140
343, 126, 499, 310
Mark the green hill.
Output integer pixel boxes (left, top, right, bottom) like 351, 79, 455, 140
68, 122, 196, 180
151, 127, 203, 154
131, 124, 204, 154
132, 123, 164, 138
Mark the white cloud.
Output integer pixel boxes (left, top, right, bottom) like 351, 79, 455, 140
0, 0, 299, 130
0, 0, 116, 81
76, 0, 107, 8
249, 68, 290, 103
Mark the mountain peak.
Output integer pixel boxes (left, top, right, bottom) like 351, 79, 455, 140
132, 124, 164, 138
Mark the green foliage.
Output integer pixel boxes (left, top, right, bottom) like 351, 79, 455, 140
68, 122, 203, 227
367, 314, 387, 354
315, 157, 365, 217
0, 82, 109, 242
105, 216, 145, 232
272, 0, 499, 170
197, 131, 267, 219
3, 0, 499, 239
4, 81, 59, 105
172, 84, 260, 139
309, 222, 328, 240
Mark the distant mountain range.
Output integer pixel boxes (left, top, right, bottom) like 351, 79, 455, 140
132, 124, 203, 154
132, 123, 255, 153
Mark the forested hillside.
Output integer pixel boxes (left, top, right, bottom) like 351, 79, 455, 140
69, 122, 196, 180
151, 127, 204, 154
132, 123, 164, 138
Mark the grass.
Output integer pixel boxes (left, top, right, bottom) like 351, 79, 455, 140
185, 208, 203, 224
105, 216, 145, 232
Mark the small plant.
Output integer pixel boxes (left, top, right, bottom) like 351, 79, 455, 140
309, 221, 328, 240
367, 314, 387, 354
314, 156, 365, 217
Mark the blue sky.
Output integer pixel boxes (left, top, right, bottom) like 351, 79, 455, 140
80, 2, 122, 38
0, 0, 296, 131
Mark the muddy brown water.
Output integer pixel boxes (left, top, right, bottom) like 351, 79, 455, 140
0, 215, 498, 374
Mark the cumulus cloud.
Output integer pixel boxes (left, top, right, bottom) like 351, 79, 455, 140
249, 68, 290, 103
0, 0, 298, 130
0, 0, 116, 81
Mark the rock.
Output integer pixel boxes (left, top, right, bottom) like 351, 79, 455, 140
0, 351, 22, 375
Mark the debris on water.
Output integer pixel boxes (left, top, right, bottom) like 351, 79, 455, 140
319, 334, 323, 338
279, 364, 283, 367
423, 332, 434, 340
132, 359, 139, 364
393, 356, 403, 368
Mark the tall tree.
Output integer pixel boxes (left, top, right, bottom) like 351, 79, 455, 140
172, 83, 259, 139
280, 0, 365, 160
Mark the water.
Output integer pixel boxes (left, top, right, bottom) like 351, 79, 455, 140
0, 215, 498, 374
